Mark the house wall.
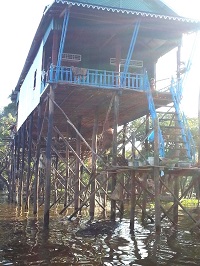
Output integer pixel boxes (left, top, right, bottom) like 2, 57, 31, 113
17, 43, 43, 130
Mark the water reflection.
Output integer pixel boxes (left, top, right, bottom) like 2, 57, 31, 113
0, 193, 200, 265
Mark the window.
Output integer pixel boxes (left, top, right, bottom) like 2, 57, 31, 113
33, 69, 37, 90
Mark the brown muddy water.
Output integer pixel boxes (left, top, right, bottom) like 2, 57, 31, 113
1, 193, 200, 266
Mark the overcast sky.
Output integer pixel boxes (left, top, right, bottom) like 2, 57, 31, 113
0, 0, 199, 116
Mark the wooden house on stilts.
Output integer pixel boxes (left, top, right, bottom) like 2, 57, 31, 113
11, 0, 200, 231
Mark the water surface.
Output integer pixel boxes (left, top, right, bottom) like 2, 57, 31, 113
0, 193, 200, 265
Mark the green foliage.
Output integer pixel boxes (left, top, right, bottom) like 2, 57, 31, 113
0, 102, 17, 190
187, 117, 198, 144
117, 115, 199, 161
0, 103, 16, 152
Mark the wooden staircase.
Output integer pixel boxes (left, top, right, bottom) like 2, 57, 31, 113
145, 74, 195, 162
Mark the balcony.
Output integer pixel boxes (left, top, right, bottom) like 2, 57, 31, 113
46, 65, 145, 91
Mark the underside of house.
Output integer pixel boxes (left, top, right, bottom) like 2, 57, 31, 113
7, 0, 200, 230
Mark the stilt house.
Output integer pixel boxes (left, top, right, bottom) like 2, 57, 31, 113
11, 0, 200, 228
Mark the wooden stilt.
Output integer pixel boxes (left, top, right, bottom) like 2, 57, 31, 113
74, 116, 81, 212
110, 93, 119, 221
25, 113, 33, 211
33, 104, 42, 215
119, 124, 126, 219
44, 86, 55, 228
54, 155, 59, 204
10, 138, 16, 203
141, 174, 147, 223
19, 124, 26, 206
145, 114, 150, 155
130, 132, 136, 229
173, 176, 179, 225
130, 170, 136, 231
89, 111, 98, 220
16, 129, 21, 204
64, 142, 69, 207
154, 118, 161, 233
102, 172, 108, 218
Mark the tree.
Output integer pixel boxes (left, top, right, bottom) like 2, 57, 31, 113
0, 101, 16, 190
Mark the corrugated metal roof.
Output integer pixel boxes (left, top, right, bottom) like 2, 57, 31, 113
54, 0, 198, 22
55, 0, 177, 15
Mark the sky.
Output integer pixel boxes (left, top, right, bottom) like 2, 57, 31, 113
0, 0, 200, 117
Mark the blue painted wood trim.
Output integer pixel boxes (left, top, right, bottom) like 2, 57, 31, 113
43, 19, 54, 45
48, 65, 145, 90
56, 8, 70, 81
121, 21, 140, 87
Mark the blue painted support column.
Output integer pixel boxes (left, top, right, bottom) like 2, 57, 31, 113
121, 21, 140, 87
56, 7, 70, 81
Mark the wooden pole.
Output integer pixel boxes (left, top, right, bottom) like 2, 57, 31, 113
130, 170, 136, 231
52, 30, 59, 65
54, 155, 59, 204
154, 118, 161, 232
115, 40, 121, 87
173, 175, 179, 225
197, 87, 200, 202
110, 93, 119, 221
44, 86, 54, 228
141, 174, 147, 223
103, 172, 108, 218
25, 113, 33, 211
64, 135, 69, 207
33, 104, 42, 215
130, 132, 136, 230
198, 87, 200, 165
89, 111, 98, 220
119, 124, 126, 219
10, 138, 16, 203
16, 128, 21, 204
145, 114, 150, 156
74, 116, 82, 212
19, 124, 26, 206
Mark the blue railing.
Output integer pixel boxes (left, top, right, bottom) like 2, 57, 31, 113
170, 80, 196, 161
47, 65, 144, 90
144, 73, 165, 157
